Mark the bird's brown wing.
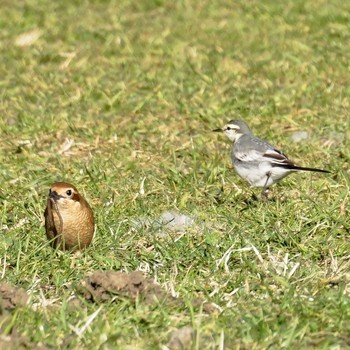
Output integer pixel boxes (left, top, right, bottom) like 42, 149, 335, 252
263, 149, 295, 167
44, 198, 61, 248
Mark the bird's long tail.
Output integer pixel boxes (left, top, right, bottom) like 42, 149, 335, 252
284, 165, 331, 173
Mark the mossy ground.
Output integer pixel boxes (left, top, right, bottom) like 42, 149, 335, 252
1, 0, 350, 349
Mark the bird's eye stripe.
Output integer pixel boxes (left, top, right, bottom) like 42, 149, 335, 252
72, 193, 80, 201
226, 125, 238, 130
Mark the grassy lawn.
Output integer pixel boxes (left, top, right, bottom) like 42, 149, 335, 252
1, 0, 350, 348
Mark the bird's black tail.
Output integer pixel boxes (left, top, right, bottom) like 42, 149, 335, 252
284, 165, 331, 173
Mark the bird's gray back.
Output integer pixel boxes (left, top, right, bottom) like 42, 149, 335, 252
233, 134, 275, 156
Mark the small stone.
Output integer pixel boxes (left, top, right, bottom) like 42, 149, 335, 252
290, 131, 308, 143
159, 211, 194, 232
15, 29, 42, 47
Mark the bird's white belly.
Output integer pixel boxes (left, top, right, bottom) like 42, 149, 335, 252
234, 162, 291, 188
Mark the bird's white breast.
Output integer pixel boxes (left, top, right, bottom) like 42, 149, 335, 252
234, 161, 292, 187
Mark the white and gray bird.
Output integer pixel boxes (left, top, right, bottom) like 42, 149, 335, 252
214, 120, 330, 199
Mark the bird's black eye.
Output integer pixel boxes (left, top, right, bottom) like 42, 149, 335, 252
66, 190, 72, 196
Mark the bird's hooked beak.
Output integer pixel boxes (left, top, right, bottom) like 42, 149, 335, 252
212, 127, 223, 132
49, 191, 64, 201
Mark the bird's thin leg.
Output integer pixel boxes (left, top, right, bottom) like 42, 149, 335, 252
261, 172, 271, 200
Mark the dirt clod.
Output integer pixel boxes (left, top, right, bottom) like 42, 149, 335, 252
0, 282, 28, 311
0, 283, 51, 349
0, 332, 50, 350
80, 270, 175, 305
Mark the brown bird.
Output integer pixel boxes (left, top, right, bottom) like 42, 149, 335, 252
44, 182, 94, 251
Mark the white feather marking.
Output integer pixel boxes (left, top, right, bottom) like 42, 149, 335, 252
235, 150, 264, 162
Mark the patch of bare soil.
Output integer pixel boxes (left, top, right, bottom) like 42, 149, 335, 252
0, 331, 50, 350
78, 270, 219, 317
79, 270, 177, 305
0, 283, 50, 350
0, 282, 28, 311
167, 326, 195, 350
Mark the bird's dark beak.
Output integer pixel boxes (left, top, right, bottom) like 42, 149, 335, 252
49, 191, 64, 201
212, 128, 223, 132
